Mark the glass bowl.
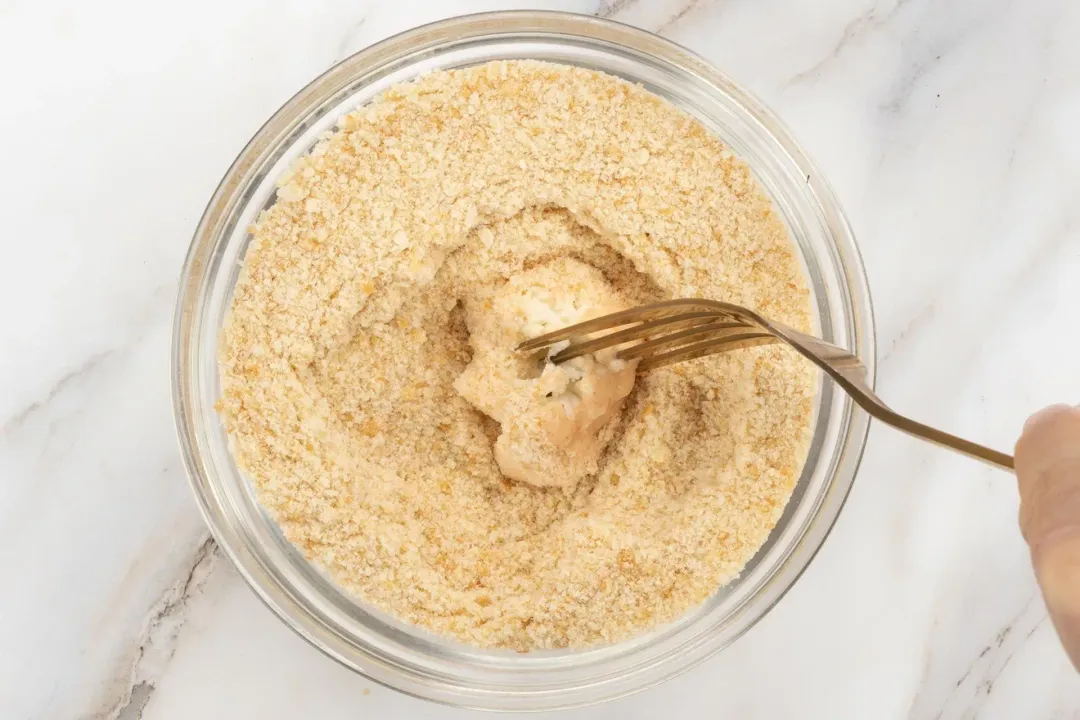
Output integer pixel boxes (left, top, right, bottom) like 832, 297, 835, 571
172, 10, 875, 711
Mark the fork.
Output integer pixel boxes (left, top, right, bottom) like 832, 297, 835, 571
517, 298, 1014, 471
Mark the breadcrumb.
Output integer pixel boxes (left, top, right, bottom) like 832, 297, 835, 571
218, 60, 816, 650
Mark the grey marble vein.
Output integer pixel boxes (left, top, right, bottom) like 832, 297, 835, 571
595, 0, 639, 18
1, 350, 113, 436
785, 0, 915, 87
912, 594, 1049, 720
93, 538, 219, 720
657, 0, 710, 34
333, 13, 369, 64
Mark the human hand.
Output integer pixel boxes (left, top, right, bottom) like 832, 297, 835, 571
1016, 405, 1080, 670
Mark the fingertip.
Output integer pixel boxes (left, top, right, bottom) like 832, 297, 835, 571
1023, 404, 1080, 434
1016, 405, 1080, 477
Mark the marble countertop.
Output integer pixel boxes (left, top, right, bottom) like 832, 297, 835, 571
3, 0, 1080, 717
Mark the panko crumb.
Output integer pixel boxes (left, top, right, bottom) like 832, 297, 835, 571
218, 60, 817, 650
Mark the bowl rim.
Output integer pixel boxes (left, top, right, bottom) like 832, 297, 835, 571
172, 9, 876, 710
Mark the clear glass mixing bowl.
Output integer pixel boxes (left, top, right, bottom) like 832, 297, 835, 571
172, 10, 875, 711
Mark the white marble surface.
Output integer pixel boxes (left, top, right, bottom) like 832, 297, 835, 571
3, 0, 1080, 717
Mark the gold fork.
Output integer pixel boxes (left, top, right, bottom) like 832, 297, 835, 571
517, 299, 1014, 471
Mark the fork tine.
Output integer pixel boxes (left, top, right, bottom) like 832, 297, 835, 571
549, 313, 744, 363
616, 322, 762, 362
516, 299, 738, 353
635, 333, 777, 372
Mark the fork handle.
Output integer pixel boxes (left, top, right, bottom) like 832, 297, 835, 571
861, 404, 1015, 471
773, 325, 1016, 471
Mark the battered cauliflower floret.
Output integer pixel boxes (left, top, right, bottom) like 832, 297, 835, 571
454, 258, 637, 488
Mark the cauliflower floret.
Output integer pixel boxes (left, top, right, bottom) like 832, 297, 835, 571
454, 258, 637, 489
